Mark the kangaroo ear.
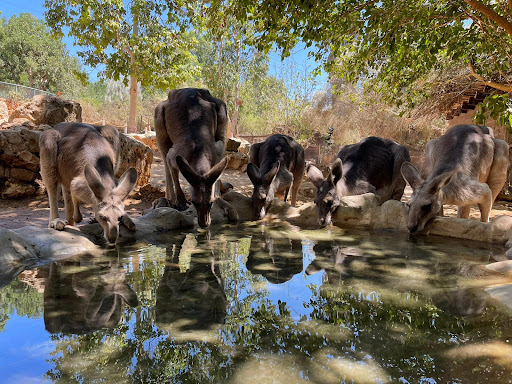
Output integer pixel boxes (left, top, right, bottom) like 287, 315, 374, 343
263, 161, 280, 186
247, 163, 261, 186
205, 157, 227, 185
115, 167, 138, 200
429, 170, 456, 194
84, 164, 106, 201
401, 162, 424, 191
307, 164, 325, 189
176, 156, 201, 185
331, 158, 343, 185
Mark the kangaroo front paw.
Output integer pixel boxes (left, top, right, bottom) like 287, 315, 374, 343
174, 201, 189, 212
120, 214, 136, 231
50, 218, 68, 231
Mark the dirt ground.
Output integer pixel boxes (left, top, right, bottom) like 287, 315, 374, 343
2, 154, 512, 230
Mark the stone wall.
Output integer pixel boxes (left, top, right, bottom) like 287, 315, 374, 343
0, 126, 153, 199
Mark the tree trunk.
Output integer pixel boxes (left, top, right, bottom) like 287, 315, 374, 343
128, 74, 138, 133
231, 36, 242, 137
127, 11, 139, 133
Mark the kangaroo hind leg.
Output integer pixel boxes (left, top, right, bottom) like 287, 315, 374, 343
39, 129, 64, 229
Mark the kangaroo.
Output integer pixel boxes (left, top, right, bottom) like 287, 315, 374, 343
39, 122, 138, 244
401, 124, 509, 234
307, 136, 410, 225
154, 88, 237, 228
247, 134, 305, 220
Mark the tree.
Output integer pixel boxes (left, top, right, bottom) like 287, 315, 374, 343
0, 13, 84, 95
44, 0, 198, 133
236, 1, 512, 124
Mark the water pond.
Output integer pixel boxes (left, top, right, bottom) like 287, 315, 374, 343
1, 223, 512, 383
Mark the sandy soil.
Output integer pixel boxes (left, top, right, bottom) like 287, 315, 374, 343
1, 154, 512, 230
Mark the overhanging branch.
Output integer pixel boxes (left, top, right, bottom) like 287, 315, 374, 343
469, 62, 512, 93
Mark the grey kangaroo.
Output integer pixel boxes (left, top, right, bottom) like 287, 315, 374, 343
307, 136, 410, 225
401, 124, 509, 233
39, 122, 138, 244
247, 134, 305, 220
154, 88, 237, 228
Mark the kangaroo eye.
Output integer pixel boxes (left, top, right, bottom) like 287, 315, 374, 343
421, 204, 432, 212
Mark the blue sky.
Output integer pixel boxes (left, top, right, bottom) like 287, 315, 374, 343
0, 0, 328, 93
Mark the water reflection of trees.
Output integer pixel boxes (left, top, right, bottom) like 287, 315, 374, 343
1, 226, 511, 382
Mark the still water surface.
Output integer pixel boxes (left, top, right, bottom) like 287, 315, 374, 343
1, 223, 511, 383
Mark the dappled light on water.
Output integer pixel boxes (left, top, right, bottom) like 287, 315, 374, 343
1, 223, 512, 383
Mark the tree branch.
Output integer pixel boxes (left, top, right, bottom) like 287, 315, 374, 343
464, 0, 512, 36
469, 62, 512, 93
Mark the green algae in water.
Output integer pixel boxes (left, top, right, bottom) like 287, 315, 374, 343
0, 224, 511, 383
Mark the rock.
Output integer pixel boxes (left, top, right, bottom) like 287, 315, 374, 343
9, 167, 37, 181
485, 261, 512, 276
484, 284, 512, 315
118, 133, 154, 186
130, 132, 158, 153
10, 150, 40, 172
8, 95, 82, 125
226, 137, 243, 152
299, 181, 317, 199
223, 191, 258, 222
0, 227, 37, 266
372, 200, 408, 231
226, 151, 249, 171
332, 193, 380, 228
0, 100, 8, 124
0, 227, 38, 288
12, 225, 99, 260
0, 118, 36, 130
428, 217, 493, 243
1, 180, 36, 199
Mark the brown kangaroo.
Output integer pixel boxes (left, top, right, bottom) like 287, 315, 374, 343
154, 88, 237, 228
39, 122, 138, 244
247, 134, 305, 220
401, 124, 509, 233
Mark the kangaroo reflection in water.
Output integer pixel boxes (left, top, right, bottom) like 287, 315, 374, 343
44, 252, 138, 334
246, 236, 303, 284
156, 232, 227, 337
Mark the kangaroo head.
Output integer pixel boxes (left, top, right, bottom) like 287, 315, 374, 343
84, 164, 138, 244
247, 161, 280, 220
176, 155, 227, 228
307, 162, 342, 225
401, 162, 455, 234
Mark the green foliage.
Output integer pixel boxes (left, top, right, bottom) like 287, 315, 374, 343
0, 13, 85, 94
474, 93, 512, 128
44, 0, 198, 89
236, 1, 512, 130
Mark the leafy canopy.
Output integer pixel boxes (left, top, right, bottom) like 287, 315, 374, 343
44, 0, 198, 89
0, 13, 84, 94
236, 1, 512, 114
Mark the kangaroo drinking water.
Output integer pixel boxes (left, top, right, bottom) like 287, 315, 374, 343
307, 136, 410, 225
247, 134, 305, 220
154, 88, 237, 228
39, 122, 138, 244
401, 124, 509, 233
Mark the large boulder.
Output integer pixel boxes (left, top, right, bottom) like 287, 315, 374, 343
9, 95, 82, 125
226, 137, 251, 154
118, 133, 154, 186
226, 151, 249, 171
11, 95, 80, 125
